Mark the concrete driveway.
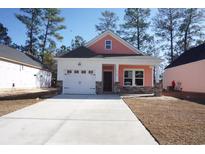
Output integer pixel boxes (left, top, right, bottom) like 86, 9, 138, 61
0, 95, 157, 145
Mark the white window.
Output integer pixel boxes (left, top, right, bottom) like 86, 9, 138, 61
88, 70, 93, 74
74, 70, 79, 74
105, 40, 112, 50
124, 70, 144, 86
124, 70, 133, 86
135, 71, 144, 86
67, 70, 72, 74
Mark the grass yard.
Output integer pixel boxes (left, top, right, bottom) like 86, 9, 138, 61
0, 98, 43, 117
124, 96, 205, 145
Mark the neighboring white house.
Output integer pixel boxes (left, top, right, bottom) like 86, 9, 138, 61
0, 45, 51, 89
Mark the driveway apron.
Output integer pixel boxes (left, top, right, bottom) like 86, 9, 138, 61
0, 95, 157, 144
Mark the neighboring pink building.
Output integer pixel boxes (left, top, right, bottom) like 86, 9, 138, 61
56, 31, 161, 94
163, 43, 205, 93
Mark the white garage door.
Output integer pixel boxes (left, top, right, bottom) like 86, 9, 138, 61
63, 69, 96, 94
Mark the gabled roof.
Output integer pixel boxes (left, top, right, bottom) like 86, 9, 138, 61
165, 43, 205, 69
58, 46, 143, 58
85, 30, 145, 55
0, 45, 43, 69
59, 46, 97, 58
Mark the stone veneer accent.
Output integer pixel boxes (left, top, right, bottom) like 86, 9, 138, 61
96, 81, 103, 94
56, 80, 63, 94
120, 86, 154, 94
154, 82, 162, 96
113, 82, 120, 93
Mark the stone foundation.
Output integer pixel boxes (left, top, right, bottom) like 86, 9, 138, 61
96, 81, 103, 94
113, 82, 120, 94
56, 80, 63, 94
120, 86, 154, 94
154, 82, 162, 96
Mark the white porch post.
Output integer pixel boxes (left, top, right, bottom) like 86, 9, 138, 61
155, 65, 160, 83
115, 64, 119, 82
150, 66, 154, 87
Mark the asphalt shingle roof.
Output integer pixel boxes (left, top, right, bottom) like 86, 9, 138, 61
59, 46, 140, 58
0, 45, 43, 68
165, 43, 205, 69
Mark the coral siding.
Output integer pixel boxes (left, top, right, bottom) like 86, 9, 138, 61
103, 64, 114, 71
163, 59, 205, 93
88, 34, 136, 54
119, 65, 153, 87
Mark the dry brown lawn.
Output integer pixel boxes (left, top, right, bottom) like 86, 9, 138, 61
124, 96, 205, 145
0, 99, 43, 117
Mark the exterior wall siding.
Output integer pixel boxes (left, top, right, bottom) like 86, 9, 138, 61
57, 59, 157, 94
88, 34, 136, 55
0, 60, 51, 89
163, 59, 205, 93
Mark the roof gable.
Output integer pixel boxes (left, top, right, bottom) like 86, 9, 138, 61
165, 43, 205, 69
85, 31, 144, 55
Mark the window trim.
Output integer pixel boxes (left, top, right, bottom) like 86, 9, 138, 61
123, 69, 144, 87
104, 40, 112, 50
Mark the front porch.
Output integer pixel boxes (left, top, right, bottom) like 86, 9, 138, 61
96, 63, 160, 94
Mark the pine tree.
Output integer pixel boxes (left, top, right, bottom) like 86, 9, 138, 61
178, 8, 204, 52
153, 9, 182, 63
39, 8, 66, 60
120, 8, 152, 54
71, 35, 86, 49
0, 23, 12, 45
55, 45, 70, 56
95, 10, 119, 33
16, 9, 42, 55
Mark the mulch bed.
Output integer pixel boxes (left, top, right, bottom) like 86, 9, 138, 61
123, 96, 205, 145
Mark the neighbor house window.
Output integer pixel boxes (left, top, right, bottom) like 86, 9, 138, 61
105, 40, 112, 50
124, 70, 144, 86
81, 70, 86, 74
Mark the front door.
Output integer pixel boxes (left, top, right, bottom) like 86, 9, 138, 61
103, 71, 112, 92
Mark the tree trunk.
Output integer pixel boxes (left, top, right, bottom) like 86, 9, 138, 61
184, 30, 188, 52
29, 10, 35, 55
137, 15, 140, 50
41, 19, 50, 63
184, 10, 192, 52
170, 9, 174, 63
137, 27, 140, 50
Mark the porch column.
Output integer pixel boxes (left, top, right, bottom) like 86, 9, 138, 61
155, 65, 160, 83
115, 64, 119, 82
150, 66, 154, 87
114, 64, 120, 93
